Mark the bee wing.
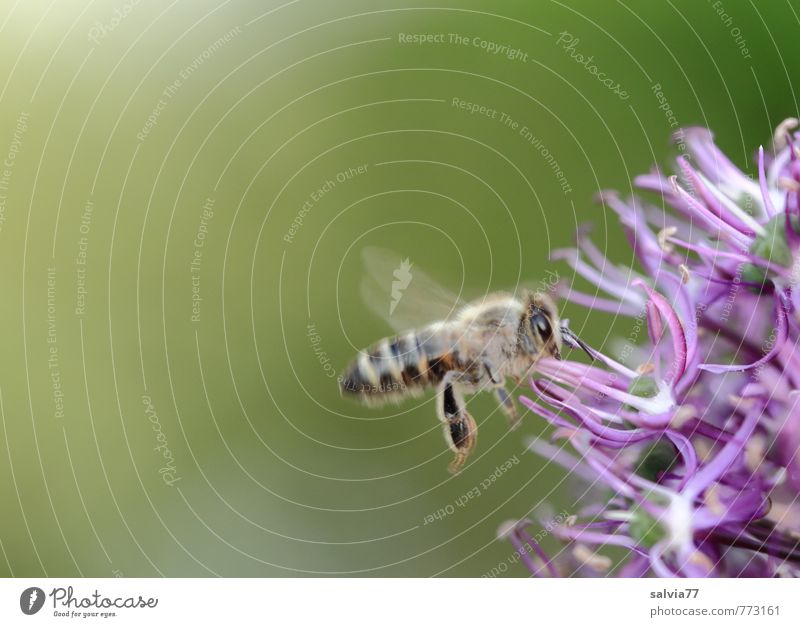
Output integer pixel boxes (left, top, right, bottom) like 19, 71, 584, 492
359, 246, 466, 333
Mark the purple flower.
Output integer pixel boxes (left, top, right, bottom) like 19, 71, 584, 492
505, 120, 800, 577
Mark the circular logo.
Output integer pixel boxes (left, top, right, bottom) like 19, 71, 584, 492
20, 587, 45, 615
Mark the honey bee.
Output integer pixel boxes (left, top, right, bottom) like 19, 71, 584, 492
340, 248, 591, 473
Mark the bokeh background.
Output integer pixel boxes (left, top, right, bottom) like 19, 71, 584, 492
0, 0, 798, 577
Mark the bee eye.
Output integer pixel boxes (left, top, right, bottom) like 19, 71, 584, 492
531, 311, 552, 341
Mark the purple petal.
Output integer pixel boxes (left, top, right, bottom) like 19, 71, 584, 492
551, 248, 644, 306
558, 285, 641, 316
678, 156, 759, 236
682, 127, 762, 210
670, 177, 752, 249
684, 405, 762, 501
511, 522, 560, 578
698, 295, 788, 373
758, 146, 779, 218
634, 280, 688, 383
664, 430, 698, 490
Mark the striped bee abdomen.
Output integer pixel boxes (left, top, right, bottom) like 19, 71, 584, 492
340, 328, 462, 402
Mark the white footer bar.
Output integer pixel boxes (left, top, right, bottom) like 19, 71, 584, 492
1, 578, 796, 626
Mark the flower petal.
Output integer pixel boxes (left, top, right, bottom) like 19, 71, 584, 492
634, 280, 688, 383
698, 295, 788, 373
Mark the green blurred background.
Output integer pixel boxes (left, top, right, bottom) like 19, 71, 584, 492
0, 0, 797, 577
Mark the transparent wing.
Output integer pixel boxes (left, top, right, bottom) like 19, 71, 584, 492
359, 246, 466, 333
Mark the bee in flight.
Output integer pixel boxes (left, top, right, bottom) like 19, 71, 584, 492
339, 248, 591, 473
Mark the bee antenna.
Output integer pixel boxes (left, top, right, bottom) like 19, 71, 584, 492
559, 326, 595, 361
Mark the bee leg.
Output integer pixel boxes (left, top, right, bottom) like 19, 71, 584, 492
494, 386, 520, 429
482, 360, 503, 386
482, 360, 519, 429
437, 380, 477, 474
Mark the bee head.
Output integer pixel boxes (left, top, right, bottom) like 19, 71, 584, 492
522, 292, 562, 359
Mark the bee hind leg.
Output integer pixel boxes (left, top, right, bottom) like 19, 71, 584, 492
437, 380, 477, 474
